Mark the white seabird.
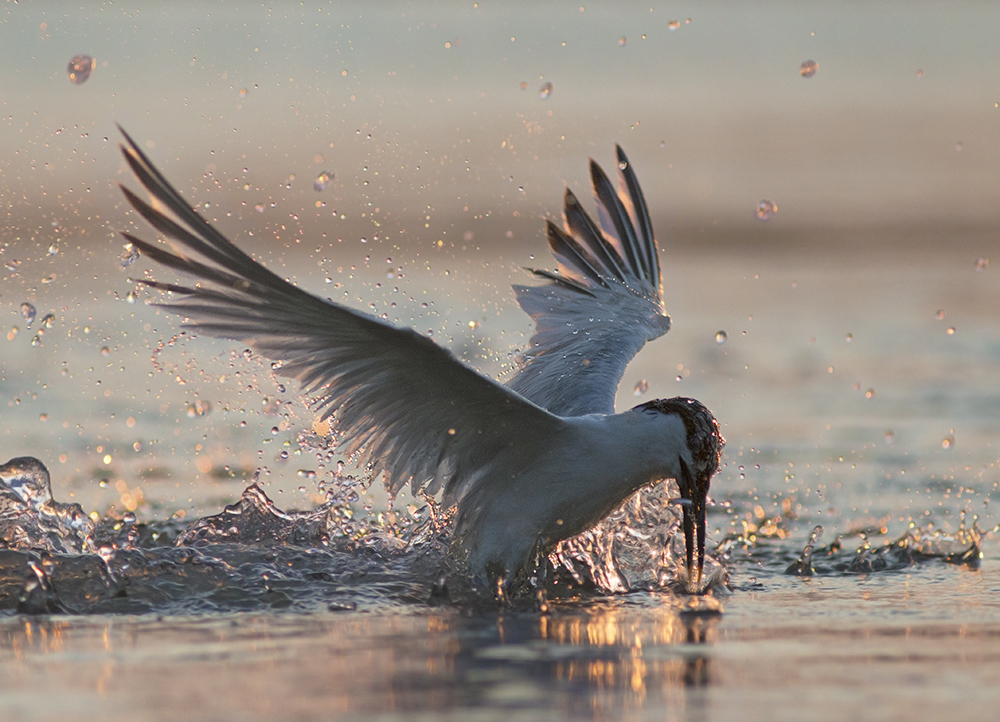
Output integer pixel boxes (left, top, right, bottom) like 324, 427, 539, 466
117, 128, 724, 592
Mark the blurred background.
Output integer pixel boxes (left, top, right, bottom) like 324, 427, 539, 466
2, 2, 999, 529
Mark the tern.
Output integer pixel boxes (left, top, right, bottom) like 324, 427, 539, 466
117, 128, 723, 592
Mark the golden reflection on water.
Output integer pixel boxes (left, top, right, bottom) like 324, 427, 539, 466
530, 602, 718, 715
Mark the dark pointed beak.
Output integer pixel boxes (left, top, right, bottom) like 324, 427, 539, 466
677, 458, 711, 591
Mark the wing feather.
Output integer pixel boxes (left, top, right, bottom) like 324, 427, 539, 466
117, 127, 565, 505
508, 147, 670, 417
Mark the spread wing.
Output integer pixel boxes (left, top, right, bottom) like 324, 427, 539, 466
508, 146, 671, 416
116, 127, 565, 504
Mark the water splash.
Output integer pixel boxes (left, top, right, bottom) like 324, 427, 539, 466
550, 483, 728, 596
786, 525, 823, 576
0, 457, 94, 555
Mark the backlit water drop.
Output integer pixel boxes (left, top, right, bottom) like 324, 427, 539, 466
20, 303, 36, 326
799, 60, 818, 78
715, 330, 727, 345
755, 200, 776, 221
120, 243, 140, 267
633, 379, 649, 396
539, 82, 553, 99
67, 54, 95, 84
314, 171, 333, 192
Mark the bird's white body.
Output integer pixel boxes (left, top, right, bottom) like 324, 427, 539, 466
457, 409, 692, 578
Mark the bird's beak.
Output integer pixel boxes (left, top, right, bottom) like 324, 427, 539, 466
677, 458, 710, 592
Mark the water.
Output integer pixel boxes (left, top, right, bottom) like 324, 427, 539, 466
6, 2, 1000, 719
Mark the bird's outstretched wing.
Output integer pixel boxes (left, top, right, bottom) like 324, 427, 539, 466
117, 127, 565, 504
508, 146, 671, 416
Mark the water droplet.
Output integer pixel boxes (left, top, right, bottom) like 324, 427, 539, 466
20, 303, 36, 326
67, 54, 96, 84
30, 335, 41, 348
6, 327, 18, 341
915, 69, 923, 78
4, 260, 19, 273
715, 330, 727, 345
100, 346, 110, 357
845, 332, 853, 342
122, 511, 137, 524
935, 309, 946, 320
946, 326, 956, 335
633, 379, 649, 396
675, 375, 683, 382
976, 257, 988, 272
668, 20, 681, 30
955, 141, 964, 151
799, 59, 818, 78
314, 170, 333, 192
755, 199, 776, 221
120, 243, 140, 267
885, 430, 896, 444
239, 87, 248, 98
271, 426, 280, 436
942, 434, 955, 449
618, 37, 627, 46
40, 314, 55, 329
865, 388, 876, 399
539, 82, 553, 99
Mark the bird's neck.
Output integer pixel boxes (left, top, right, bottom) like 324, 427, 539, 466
569, 411, 688, 496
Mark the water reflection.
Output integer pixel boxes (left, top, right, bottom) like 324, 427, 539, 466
0, 601, 717, 717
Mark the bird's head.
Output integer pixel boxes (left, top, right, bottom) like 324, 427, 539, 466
630, 397, 724, 591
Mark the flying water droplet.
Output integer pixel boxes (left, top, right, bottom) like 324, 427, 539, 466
633, 379, 649, 396
845, 333, 853, 342
942, 434, 955, 449
755, 199, 776, 221
30, 335, 41, 348
120, 243, 140, 267
539, 82, 553, 99
314, 171, 333, 192
935, 309, 946, 320
67, 54, 96, 84
715, 330, 727, 345
799, 59, 818, 78
668, 20, 681, 30
976, 257, 988, 272
618, 37, 627, 46
20, 303, 36, 326
40, 314, 55, 329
